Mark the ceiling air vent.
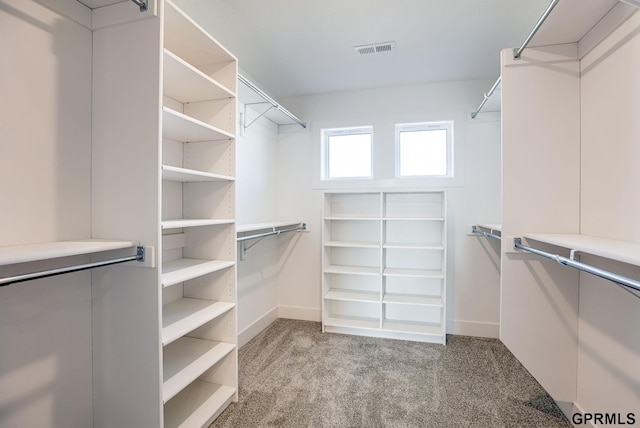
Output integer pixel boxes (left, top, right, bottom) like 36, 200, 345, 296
354, 41, 396, 56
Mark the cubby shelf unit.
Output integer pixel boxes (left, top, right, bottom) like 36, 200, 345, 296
159, 1, 238, 426
322, 191, 447, 344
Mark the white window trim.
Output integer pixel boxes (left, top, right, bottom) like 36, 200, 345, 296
321, 126, 374, 180
395, 121, 454, 178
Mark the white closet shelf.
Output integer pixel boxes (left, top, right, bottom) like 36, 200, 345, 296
383, 294, 443, 307
162, 219, 235, 230
162, 165, 234, 183
163, 50, 235, 104
0, 239, 138, 266
236, 221, 302, 233
383, 217, 445, 221
164, 381, 235, 428
478, 223, 502, 232
163, 107, 234, 143
382, 320, 443, 336
324, 241, 380, 249
324, 265, 380, 276
325, 289, 379, 303
162, 259, 235, 287
324, 315, 379, 330
163, 337, 235, 403
324, 216, 380, 221
383, 268, 444, 278
164, 0, 236, 71
523, 233, 640, 267
383, 242, 444, 250
162, 298, 235, 346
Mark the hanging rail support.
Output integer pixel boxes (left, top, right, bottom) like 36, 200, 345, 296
513, 0, 560, 59
470, 76, 501, 119
238, 224, 307, 260
131, 0, 148, 11
471, 225, 502, 241
513, 238, 640, 295
0, 246, 146, 287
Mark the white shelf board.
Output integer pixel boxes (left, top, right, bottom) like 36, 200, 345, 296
324, 240, 380, 249
161, 219, 235, 230
478, 223, 502, 232
162, 165, 234, 183
523, 233, 640, 267
382, 320, 443, 336
324, 216, 380, 221
164, 381, 235, 428
162, 298, 235, 346
383, 242, 444, 250
383, 294, 443, 307
0, 239, 138, 266
163, 337, 235, 403
324, 289, 379, 303
324, 265, 380, 276
383, 217, 444, 222
163, 107, 234, 143
164, 1, 237, 74
236, 221, 302, 233
162, 258, 235, 287
163, 49, 234, 104
324, 315, 379, 330
383, 268, 444, 278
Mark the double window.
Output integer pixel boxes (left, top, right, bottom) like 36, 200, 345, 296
321, 121, 453, 180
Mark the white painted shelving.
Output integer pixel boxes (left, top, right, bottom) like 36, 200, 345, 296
322, 191, 447, 344
0, 239, 138, 266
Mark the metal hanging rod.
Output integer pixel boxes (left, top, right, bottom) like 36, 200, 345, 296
513, 238, 640, 296
238, 74, 307, 129
0, 247, 145, 287
237, 224, 306, 260
513, 0, 560, 59
131, 0, 148, 12
471, 0, 559, 118
472, 225, 502, 241
470, 76, 501, 119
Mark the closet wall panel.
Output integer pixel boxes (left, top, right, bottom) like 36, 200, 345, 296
578, 11, 640, 416
500, 44, 581, 405
0, 0, 93, 427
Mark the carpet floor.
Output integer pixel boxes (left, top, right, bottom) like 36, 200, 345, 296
211, 319, 571, 427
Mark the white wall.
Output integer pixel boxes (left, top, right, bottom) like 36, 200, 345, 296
578, 11, 640, 418
275, 79, 503, 336
0, 1, 93, 426
235, 109, 281, 346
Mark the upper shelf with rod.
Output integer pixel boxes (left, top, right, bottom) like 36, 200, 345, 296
238, 74, 307, 131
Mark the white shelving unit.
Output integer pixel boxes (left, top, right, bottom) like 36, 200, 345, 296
160, 1, 238, 426
322, 191, 447, 344
0, 240, 138, 266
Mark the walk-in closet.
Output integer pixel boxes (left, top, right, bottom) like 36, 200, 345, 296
1, 0, 639, 427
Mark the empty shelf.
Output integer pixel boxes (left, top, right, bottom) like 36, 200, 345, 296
324, 315, 379, 330
324, 241, 380, 249
383, 294, 443, 307
383, 242, 444, 250
162, 298, 235, 346
163, 107, 234, 142
162, 219, 235, 230
324, 265, 380, 276
162, 165, 234, 182
162, 259, 235, 287
163, 337, 235, 403
382, 320, 443, 336
163, 49, 234, 104
0, 239, 138, 266
324, 289, 379, 303
324, 216, 380, 221
523, 233, 640, 267
383, 268, 444, 278
164, 381, 235, 428
236, 221, 302, 233
383, 217, 445, 221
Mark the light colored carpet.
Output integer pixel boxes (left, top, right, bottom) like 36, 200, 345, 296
211, 319, 571, 427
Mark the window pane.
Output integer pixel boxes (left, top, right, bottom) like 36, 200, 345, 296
399, 129, 447, 176
328, 133, 372, 178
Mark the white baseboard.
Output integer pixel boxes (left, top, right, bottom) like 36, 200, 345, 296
278, 305, 321, 322
447, 319, 500, 338
238, 307, 279, 348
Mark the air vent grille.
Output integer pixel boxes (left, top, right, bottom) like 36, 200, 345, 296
355, 41, 395, 56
